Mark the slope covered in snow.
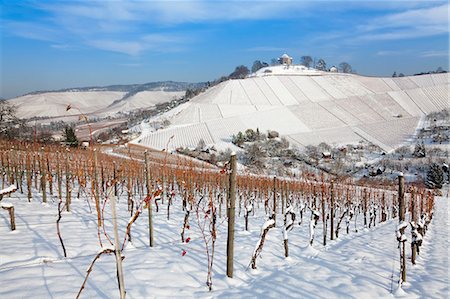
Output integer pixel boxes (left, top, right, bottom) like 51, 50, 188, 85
133, 71, 449, 152
8, 82, 193, 119
0, 184, 448, 298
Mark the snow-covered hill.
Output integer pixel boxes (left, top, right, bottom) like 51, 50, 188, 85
7, 81, 203, 119
133, 70, 449, 152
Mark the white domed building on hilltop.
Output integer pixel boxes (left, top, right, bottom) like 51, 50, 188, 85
279, 53, 293, 66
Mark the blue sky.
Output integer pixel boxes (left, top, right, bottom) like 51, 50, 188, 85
1, 0, 448, 98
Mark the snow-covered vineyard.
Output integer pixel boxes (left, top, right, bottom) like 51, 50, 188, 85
9, 90, 184, 119
0, 142, 448, 298
133, 70, 449, 152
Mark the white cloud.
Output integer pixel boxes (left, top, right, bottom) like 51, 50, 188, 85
421, 50, 449, 57
371, 3, 448, 28
313, 2, 448, 45
87, 40, 144, 56
4, 1, 448, 55
4, 21, 61, 41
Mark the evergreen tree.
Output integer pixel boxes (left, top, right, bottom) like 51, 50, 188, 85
63, 125, 79, 147
232, 131, 245, 147
426, 163, 444, 189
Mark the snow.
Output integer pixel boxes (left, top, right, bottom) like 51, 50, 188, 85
8, 90, 183, 119
0, 186, 448, 298
261, 219, 275, 231
9, 91, 125, 119
133, 73, 446, 153
0, 185, 17, 195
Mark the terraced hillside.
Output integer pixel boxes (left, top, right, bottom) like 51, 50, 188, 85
133, 68, 449, 152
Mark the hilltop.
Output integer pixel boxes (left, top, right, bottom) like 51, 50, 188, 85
132, 66, 448, 153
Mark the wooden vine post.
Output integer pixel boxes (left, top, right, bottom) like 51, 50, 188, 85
56, 152, 62, 201
321, 184, 327, 246
26, 151, 32, 202
46, 153, 53, 196
40, 148, 47, 203
65, 149, 71, 212
226, 152, 237, 278
363, 188, 368, 227
2, 204, 16, 231
110, 190, 126, 299
1, 185, 17, 230
272, 176, 277, 224
398, 173, 406, 283
330, 180, 334, 241
113, 162, 118, 196
144, 151, 154, 247
93, 149, 101, 226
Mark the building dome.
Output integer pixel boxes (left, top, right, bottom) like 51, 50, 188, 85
329, 66, 338, 72
279, 54, 293, 66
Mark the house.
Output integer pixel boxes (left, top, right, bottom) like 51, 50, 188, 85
322, 151, 332, 159
329, 66, 338, 72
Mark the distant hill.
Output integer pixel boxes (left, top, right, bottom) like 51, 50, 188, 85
9, 81, 207, 120
23, 81, 206, 96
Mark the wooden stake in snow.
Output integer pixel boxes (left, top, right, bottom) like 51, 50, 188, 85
65, 149, 71, 212
110, 191, 126, 299
398, 173, 406, 284
330, 180, 334, 241
2, 203, 15, 231
272, 176, 277, 224
226, 152, 237, 278
93, 149, 101, 226
26, 151, 32, 202
0, 185, 17, 231
40, 148, 47, 203
321, 185, 327, 246
144, 151, 154, 247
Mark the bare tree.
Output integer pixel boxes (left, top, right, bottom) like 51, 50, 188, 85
300, 56, 313, 68
339, 62, 353, 73
251, 60, 269, 73
229, 65, 249, 79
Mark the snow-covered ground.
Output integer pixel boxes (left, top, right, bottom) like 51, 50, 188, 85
0, 187, 448, 298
